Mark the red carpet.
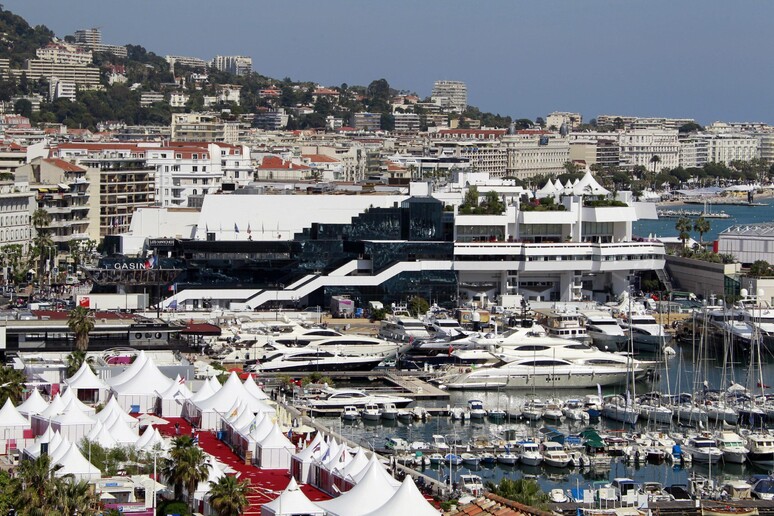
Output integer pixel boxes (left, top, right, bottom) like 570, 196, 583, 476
156, 417, 330, 514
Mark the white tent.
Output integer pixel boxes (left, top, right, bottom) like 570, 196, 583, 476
257, 423, 295, 470
0, 399, 31, 452
49, 434, 72, 464
192, 456, 225, 513
291, 432, 328, 483
243, 374, 269, 400
315, 458, 400, 516
32, 393, 65, 435
49, 398, 96, 442
260, 477, 325, 516
362, 475, 439, 516
188, 377, 217, 405
571, 170, 610, 196
54, 442, 101, 481
140, 428, 168, 453
60, 387, 97, 416
16, 389, 49, 420
106, 351, 148, 387
187, 372, 274, 430
96, 396, 138, 427
336, 448, 369, 484
24, 423, 56, 459
134, 424, 155, 450
350, 454, 401, 487
64, 361, 109, 404
85, 420, 118, 449
107, 413, 139, 446
110, 355, 175, 413
156, 375, 193, 417
535, 179, 558, 199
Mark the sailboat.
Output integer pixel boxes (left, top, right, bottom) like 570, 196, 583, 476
602, 289, 639, 426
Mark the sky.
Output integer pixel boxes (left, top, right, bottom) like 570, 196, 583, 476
5, 0, 774, 125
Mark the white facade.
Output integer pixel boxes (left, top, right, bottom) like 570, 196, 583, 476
212, 55, 252, 76
618, 129, 679, 170
36, 44, 92, 65
140, 92, 165, 108
49, 78, 77, 102
718, 223, 774, 265
502, 134, 570, 179
679, 137, 709, 168
432, 139, 506, 176
431, 80, 467, 113
705, 134, 759, 164
169, 92, 190, 108
546, 112, 582, 131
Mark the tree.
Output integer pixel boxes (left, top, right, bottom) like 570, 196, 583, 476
408, 296, 429, 317
459, 185, 479, 214
13, 98, 32, 118
749, 260, 772, 277
208, 475, 249, 516
31, 208, 53, 281
67, 306, 95, 352
678, 122, 703, 133
163, 436, 211, 510
650, 154, 661, 174
0, 365, 26, 405
675, 217, 693, 249
485, 478, 549, 508
693, 217, 710, 245
65, 350, 93, 378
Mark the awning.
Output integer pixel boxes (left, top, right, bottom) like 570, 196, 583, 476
180, 322, 222, 336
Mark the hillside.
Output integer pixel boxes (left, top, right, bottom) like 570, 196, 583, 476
0, 8, 54, 67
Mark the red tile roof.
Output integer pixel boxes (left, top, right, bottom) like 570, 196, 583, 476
258, 156, 309, 170
42, 158, 86, 173
301, 154, 339, 163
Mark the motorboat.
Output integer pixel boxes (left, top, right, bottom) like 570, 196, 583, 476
252, 348, 386, 373
443, 453, 463, 466
496, 450, 519, 465
517, 441, 543, 466
380, 403, 398, 420
460, 452, 480, 466
428, 453, 444, 465
750, 475, 774, 500
443, 357, 640, 390
397, 409, 414, 422
582, 310, 629, 351
467, 399, 487, 419
424, 309, 468, 338
543, 399, 564, 421
379, 309, 433, 342
305, 387, 412, 410
562, 399, 590, 421
602, 394, 638, 425
583, 394, 603, 418
341, 405, 359, 421
720, 480, 753, 500
640, 482, 674, 503
542, 441, 571, 468
449, 407, 469, 421
618, 312, 671, 354
459, 474, 484, 496
611, 478, 638, 504
431, 434, 449, 450
520, 399, 545, 421
487, 408, 506, 421
549, 489, 569, 503
683, 436, 723, 463
361, 403, 381, 421
479, 452, 497, 466
716, 431, 749, 464
746, 433, 774, 467
534, 306, 591, 344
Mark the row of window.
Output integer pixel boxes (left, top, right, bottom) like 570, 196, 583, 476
456, 253, 663, 262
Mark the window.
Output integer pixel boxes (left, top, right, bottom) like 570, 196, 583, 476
176, 153, 182, 159
193, 154, 198, 159
202, 166, 207, 172
192, 166, 198, 172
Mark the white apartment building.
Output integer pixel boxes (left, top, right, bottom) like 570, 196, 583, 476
212, 55, 252, 76
545, 112, 582, 131
217, 84, 241, 105
172, 113, 226, 142
36, 43, 92, 65
165, 55, 209, 70
140, 92, 165, 108
72, 28, 128, 58
618, 130, 679, 170
19, 60, 101, 89
432, 139, 506, 176
0, 176, 34, 254
169, 92, 190, 108
757, 132, 774, 164
148, 145, 223, 207
49, 78, 76, 102
704, 134, 759, 164
678, 137, 709, 168
596, 115, 695, 131
393, 113, 421, 133
502, 133, 570, 179
431, 80, 467, 113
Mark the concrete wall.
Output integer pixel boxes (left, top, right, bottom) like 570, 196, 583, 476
665, 255, 741, 299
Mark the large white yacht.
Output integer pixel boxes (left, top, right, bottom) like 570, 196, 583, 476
618, 312, 670, 354
534, 306, 590, 344
379, 309, 433, 342
250, 348, 387, 373
582, 310, 629, 351
443, 356, 639, 390
304, 387, 413, 409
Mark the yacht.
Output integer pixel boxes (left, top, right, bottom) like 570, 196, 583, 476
305, 387, 412, 410
582, 310, 629, 351
637, 397, 673, 425
534, 306, 590, 344
695, 307, 753, 350
251, 348, 386, 373
602, 394, 638, 425
683, 436, 723, 463
378, 309, 433, 342
496, 450, 518, 465
563, 399, 590, 421
361, 403, 381, 421
443, 357, 638, 390
746, 433, 774, 467
618, 312, 671, 354
423, 309, 467, 338
542, 441, 571, 468
341, 406, 359, 421
380, 403, 398, 420
517, 441, 543, 466
459, 474, 484, 496
520, 399, 545, 420
467, 399, 487, 419
715, 431, 749, 464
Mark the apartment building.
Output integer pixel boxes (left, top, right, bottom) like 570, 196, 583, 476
140, 92, 165, 108
51, 144, 156, 237
393, 113, 421, 133
568, 133, 620, 169
502, 133, 570, 179
216, 84, 241, 105
17, 158, 94, 250
36, 43, 92, 65
596, 115, 695, 132
49, 78, 77, 102
254, 109, 288, 130
169, 92, 190, 108
165, 55, 209, 70
0, 174, 34, 254
757, 132, 774, 164
431, 80, 467, 113
171, 113, 226, 142
705, 134, 759, 164
618, 130, 679, 170
353, 112, 381, 132
212, 55, 252, 76
147, 144, 222, 207
18, 59, 101, 89
546, 112, 582, 131
432, 139, 506, 176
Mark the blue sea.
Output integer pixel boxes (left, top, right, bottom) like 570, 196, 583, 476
634, 198, 774, 242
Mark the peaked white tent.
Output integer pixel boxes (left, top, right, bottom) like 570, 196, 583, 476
134, 424, 155, 450
188, 377, 217, 405
85, 420, 118, 449
260, 477, 325, 516
110, 355, 175, 412
54, 442, 101, 481
335, 448, 369, 488
0, 399, 31, 452
156, 375, 193, 417
106, 351, 148, 387
571, 170, 610, 196
24, 423, 56, 458
50, 434, 72, 464
362, 475, 439, 516
243, 374, 269, 400
50, 398, 96, 441
291, 432, 328, 483
351, 454, 401, 487
32, 393, 65, 435
535, 179, 559, 199
64, 361, 109, 403
186, 372, 274, 430
315, 458, 400, 516
60, 387, 97, 416
256, 423, 295, 470
107, 414, 139, 446
96, 396, 138, 427
16, 389, 49, 420
140, 428, 168, 452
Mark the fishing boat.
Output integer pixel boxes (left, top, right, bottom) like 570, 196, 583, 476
341, 405, 359, 420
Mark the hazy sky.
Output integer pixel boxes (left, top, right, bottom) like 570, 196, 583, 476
6, 1, 774, 124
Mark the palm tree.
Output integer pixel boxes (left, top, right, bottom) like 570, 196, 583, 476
0, 365, 26, 405
208, 475, 250, 516
693, 216, 711, 245
53, 478, 98, 515
65, 350, 94, 378
15, 454, 60, 511
650, 154, 661, 173
675, 217, 693, 250
67, 306, 95, 352
31, 208, 53, 281
162, 435, 210, 509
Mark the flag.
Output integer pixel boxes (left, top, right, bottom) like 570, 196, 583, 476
229, 406, 239, 418
287, 427, 293, 439
312, 442, 321, 453
247, 223, 251, 235
234, 223, 239, 234
249, 420, 257, 433
78, 297, 90, 308
321, 447, 331, 462
169, 283, 177, 292
448, 343, 454, 356
178, 376, 186, 384
145, 255, 155, 269
169, 299, 178, 310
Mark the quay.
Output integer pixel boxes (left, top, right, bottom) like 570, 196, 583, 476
551, 499, 774, 515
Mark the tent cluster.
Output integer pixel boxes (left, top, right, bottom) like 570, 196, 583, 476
183, 371, 274, 430
266, 433, 438, 516
535, 170, 610, 200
